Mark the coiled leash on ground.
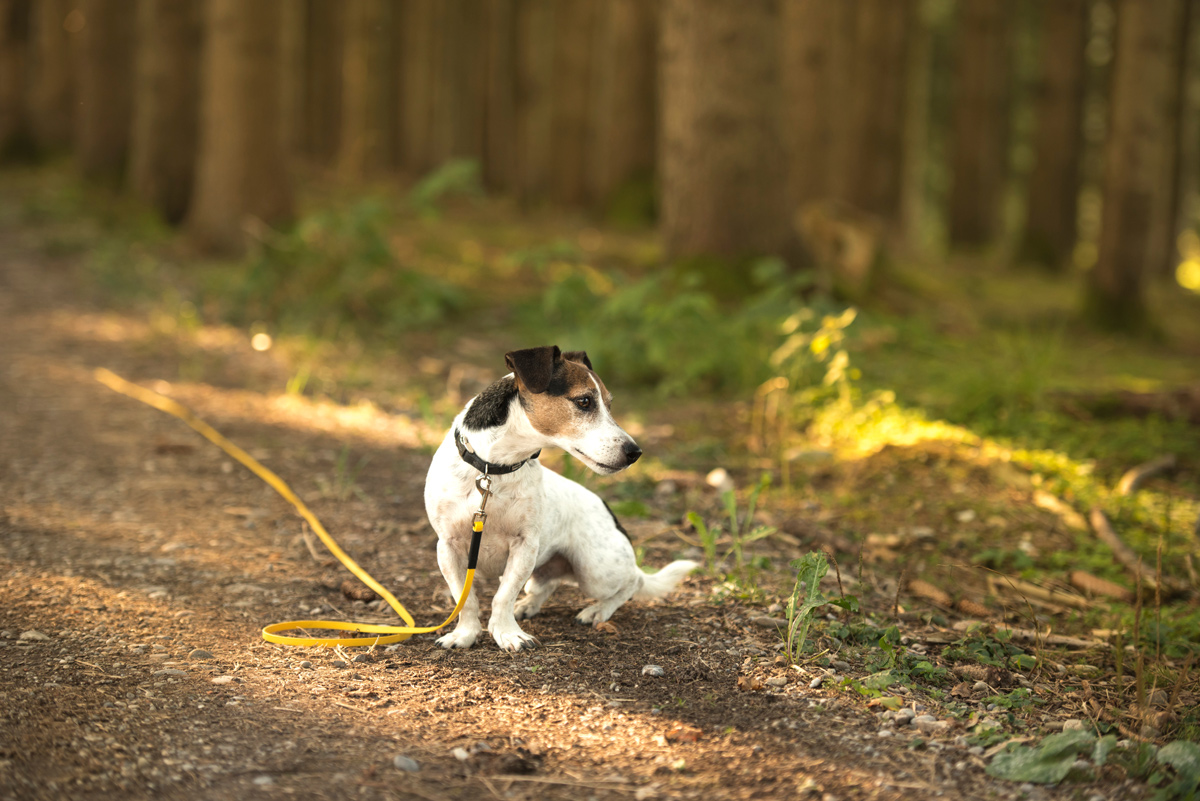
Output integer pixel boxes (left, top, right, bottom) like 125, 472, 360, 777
95, 368, 481, 648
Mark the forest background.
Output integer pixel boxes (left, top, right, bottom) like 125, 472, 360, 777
2, 0, 1200, 798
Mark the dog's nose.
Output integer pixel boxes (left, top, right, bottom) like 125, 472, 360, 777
623, 441, 642, 465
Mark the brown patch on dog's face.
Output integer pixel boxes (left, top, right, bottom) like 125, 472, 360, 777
519, 356, 608, 439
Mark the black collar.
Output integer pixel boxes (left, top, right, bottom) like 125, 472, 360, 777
454, 429, 540, 475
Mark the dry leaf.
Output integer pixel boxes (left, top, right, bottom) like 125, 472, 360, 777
665, 725, 703, 743
594, 621, 619, 635
737, 676, 765, 692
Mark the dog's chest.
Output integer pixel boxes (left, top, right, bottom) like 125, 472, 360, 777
429, 471, 547, 573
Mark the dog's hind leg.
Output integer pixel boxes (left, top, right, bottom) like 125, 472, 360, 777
435, 539, 482, 649
574, 576, 638, 626
515, 554, 571, 620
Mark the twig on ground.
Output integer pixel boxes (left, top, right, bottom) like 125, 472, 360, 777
987, 576, 1093, 610
300, 522, 323, 563
1116, 454, 1176, 495
1089, 507, 1187, 597
1069, 570, 1133, 602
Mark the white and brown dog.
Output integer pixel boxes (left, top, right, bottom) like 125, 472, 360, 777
424, 346, 697, 652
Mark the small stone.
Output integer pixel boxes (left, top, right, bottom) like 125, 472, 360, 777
642, 665, 665, 678
452, 747, 470, 762
252, 775, 274, 786
18, 630, 50, 641
331, 660, 349, 669
392, 755, 419, 773
832, 660, 851, 672
956, 509, 977, 523
765, 676, 788, 688
1062, 719, 1085, 732
299, 661, 313, 669
914, 718, 951, 735
187, 649, 214, 661
968, 746, 984, 756
153, 669, 187, 677
211, 676, 235, 685
809, 677, 825, 689
352, 654, 371, 664
877, 729, 893, 738
895, 708, 916, 720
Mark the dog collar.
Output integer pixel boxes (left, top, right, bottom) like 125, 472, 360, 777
454, 429, 540, 475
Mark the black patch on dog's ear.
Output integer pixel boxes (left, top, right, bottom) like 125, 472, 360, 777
463, 376, 518, 430
562, 350, 593, 371
505, 346, 561, 394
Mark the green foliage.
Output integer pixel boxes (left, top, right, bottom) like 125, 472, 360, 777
535, 257, 847, 397
986, 728, 1097, 784
408, 159, 482, 219
235, 198, 462, 337
687, 475, 775, 579
785, 552, 829, 662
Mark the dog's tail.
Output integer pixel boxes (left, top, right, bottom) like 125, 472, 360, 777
634, 560, 699, 602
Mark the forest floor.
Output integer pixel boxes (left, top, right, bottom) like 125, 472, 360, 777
2, 167, 1198, 801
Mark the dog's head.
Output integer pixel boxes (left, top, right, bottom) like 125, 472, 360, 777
505, 346, 641, 475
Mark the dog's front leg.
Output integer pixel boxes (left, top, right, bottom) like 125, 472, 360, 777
487, 530, 540, 652
435, 539, 482, 649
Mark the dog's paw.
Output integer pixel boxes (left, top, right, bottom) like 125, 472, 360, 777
574, 603, 614, 626
513, 597, 543, 620
436, 627, 480, 650
490, 624, 538, 653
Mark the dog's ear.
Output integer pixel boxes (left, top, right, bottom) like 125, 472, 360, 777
562, 350, 593, 371
505, 346, 561, 393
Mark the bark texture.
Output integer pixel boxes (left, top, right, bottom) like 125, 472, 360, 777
74, 0, 134, 181
188, 0, 292, 254
1087, 0, 1177, 330
128, 0, 201, 224
659, 0, 788, 258
0, 0, 32, 158
1020, 0, 1088, 269
338, 0, 389, 178
948, 0, 1012, 246
30, 0, 72, 152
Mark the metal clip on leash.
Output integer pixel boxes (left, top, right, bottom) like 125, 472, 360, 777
468, 471, 491, 570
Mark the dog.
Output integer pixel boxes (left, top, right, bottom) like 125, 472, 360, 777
424, 346, 697, 652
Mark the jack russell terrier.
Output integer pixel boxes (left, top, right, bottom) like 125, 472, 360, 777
424, 346, 697, 652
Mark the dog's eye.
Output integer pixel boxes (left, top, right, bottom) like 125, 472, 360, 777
574, 397, 592, 411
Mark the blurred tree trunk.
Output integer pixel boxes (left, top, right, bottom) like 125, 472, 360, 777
399, 0, 435, 174
590, 0, 658, 212
302, 0, 341, 165
948, 0, 1012, 246
782, 0, 836, 212
339, 0, 388, 179
188, 0, 292, 254
483, 0, 518, 192
128, 0, 200, 225
1150, 0, 1193, 276
1020, 0, 1088, 270
0, 0, 32, 159
550, 0, 597, 206
429, 0, 484, 168
74, 0, 134, 182
660, 0, 788, 258
30, 0, 72, 152
841, 0, 913, 221
1087, 0, 1177, 330
278, 0, 304, 159
515, 0, 554, 201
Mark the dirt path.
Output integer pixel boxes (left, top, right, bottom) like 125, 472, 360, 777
0, 207, 1132, 800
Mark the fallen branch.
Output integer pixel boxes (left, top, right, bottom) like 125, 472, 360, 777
1089, 508, 1189, 598
989, 576, 1093, 610
1115, 454, 1176, 496
998, 627, 1104, 650
1069, 570, 1133, 602
1033, 491, 1088, 530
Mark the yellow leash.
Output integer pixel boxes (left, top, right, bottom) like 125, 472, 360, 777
94, 368, 477, 648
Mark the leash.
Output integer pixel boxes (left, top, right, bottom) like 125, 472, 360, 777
94, 368, 483, 648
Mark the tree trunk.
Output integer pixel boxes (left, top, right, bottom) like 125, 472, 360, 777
398, 0, 436, 175
483, 0, 518, 192
0, 0, 32, 160
188, 0, 292, 254
429, 0, 484, 169
781, 0, 836, 213
843, 0, 912, 221
30, 0, 73, 153
948, 0, 1012, 247
1150, 0, 1192, 276
1020, 0, 1088, 270
278, 0, 305, 159
128, 0, 200, 225
1087, 0, 1177, 330
338, 0, 388, 179
549, 0, 597, 206
74, 0, 134, 182
514, 0, 554, 201
590, 0, 658, 212
659, 0, 788, 259
302, 0, 342, 165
